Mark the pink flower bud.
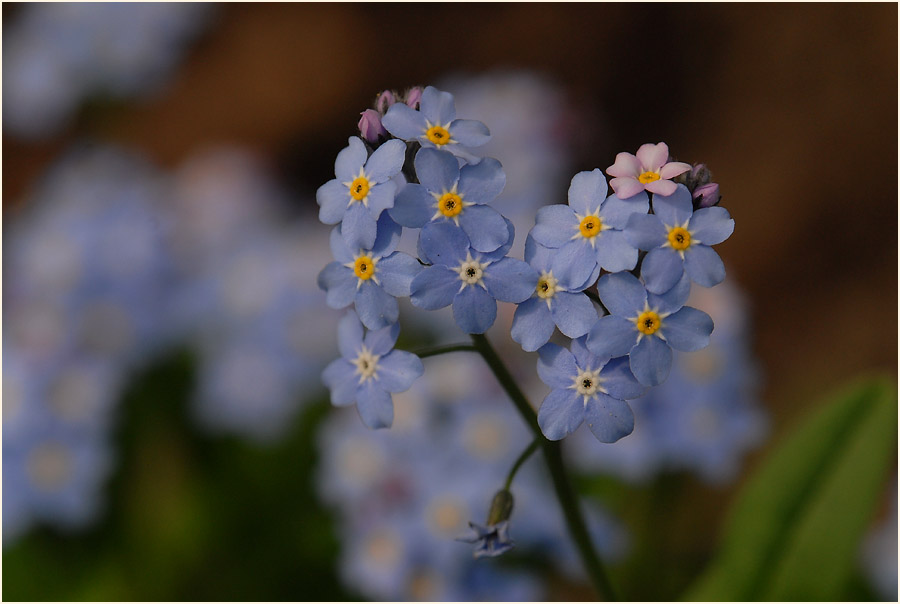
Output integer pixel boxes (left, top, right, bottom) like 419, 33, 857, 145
358, 109, 387, 143
693, 182, 720, 208
375, 90, 395, 114
405, 87, 423, 109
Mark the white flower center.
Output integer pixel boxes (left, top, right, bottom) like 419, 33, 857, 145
570, 366, 606, 404
353, 345, 380, 383
455, 252, 489, 290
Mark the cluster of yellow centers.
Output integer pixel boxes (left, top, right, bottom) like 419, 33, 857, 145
354, 255, 376, 280
667, 226, 692, 251
638, 171, 661, 184
349, 175, 370, 202
635, 310, 661, 336
438, 191, 463, 218
425, 124, 451, 146
579, 215, 603, 238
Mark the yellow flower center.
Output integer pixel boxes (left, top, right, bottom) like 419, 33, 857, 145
667, 226, 692, 251
536, 272, 558, 300
579, 216, 602, 238
636, 310, 661, 336
354, 255, 376, 280
438, 192, 463, 218
349, 176, 370, 201
638, 171, 660, 184
425, 124, 451, 146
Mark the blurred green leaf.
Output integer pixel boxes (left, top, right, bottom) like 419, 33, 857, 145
685, 376, 897, 601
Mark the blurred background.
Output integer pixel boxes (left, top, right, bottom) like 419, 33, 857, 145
2, 3, 896, 601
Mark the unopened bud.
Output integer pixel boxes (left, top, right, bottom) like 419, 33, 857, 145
405, 87, 423, 109
693, 182, 721, 208
375, 90, 396, 114
486, 489, 514, 526
358, 109, 387, 143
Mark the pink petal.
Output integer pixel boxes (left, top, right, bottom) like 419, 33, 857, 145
659, 161, 691, 180
645, 179, 678, 196
606, 152, 641, 178
636, 143, 669, 172
610, 177, 645, 199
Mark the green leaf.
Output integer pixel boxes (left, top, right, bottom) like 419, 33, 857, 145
685, 376, 897, 601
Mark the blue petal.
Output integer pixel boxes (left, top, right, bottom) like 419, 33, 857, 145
365, 139, 406, 183
584, 393, 634, 443
363, 321, 400, 356
453, 286, 497, 334
341, 203, 377, 250
569, 335, 597, 370
317, 262, 356, 309
623, 213, 666, 250
418, 221, 469, 267
421, 86, 456, 125
648, 271, 691, 315
389, 183, 432, 228
683, 245, 725, 287
329, 225, 354, 263
661, 306, 713, 352
549, 240, 598, 293
376, 350, 424, 393
371, 213, 401, 258
317, 179, 349, 225
365, 181, 397, 219
484, 257, 539, 303
537, 342, 578, 388
334, 137, 367, 181
598, 356, 645, 400
355, 281, 399, 330
480, 217, 515, 262
410, 266, 458, 310
322, 358, 357, 406
651, 184, 693, 227
537, 389, 585, 441
376, 252, 423, 297
629, 335, 672, 387
337, 310, 364, 359
551, 292, 598, 339
571, 262, 602, 292
567, 169, 607, 215
531, 204, 577, 248
586, 315, 638, 358
688, 206, 734, 245
524, 235, 552, 272
415, 147, 460, 193
599, 191, 649, 229
458, 157, 505, 203
449, 119, 491, 147
595, 272, 647, 317
459, 204, 509, 253
356, 381, 393, 429
382, 103, 426, 140
594, 230, 638, 273
641, 247, 685, 295
511, 297, 555, 352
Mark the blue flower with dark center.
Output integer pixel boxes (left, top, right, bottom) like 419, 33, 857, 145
536, 336, 645, 442
322, 311, 423, 429
529, 169, 648, 289
510, 235, 599, 352
390, 147, 509, 253
317, 214, 422, 330
458, 521, 514, 558
624, 183, 734, 294
317, 136, 407, 250
587, 272, 713, 387
381, 86, 490, 158
410, 221, 537, 334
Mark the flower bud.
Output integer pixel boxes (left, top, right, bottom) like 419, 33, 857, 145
693, 182, 721, 208
404, 87, 423, 109
358, 109, 387, 144
486, 488, 514, 526
375, 90, 396, 114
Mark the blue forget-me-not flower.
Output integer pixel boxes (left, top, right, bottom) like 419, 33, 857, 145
317, 136, 407, 250
410, 222, 537, 334
587, 272, 713, 387
510, 235, 599, 352
530, 169, 647, 289
536, 336, 645, 442
390, 147, 509, 253
322, 311, 424, 429
624, 183, 734, 294
318, 213, 422, 330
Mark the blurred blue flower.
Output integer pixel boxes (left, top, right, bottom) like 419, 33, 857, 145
458, 520, 514, 558
624, 184, 734, 294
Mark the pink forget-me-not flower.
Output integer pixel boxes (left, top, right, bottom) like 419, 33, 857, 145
606, 142, 691, 199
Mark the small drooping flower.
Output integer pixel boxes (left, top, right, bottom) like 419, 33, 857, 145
317, 136, 407, 250
382, 86, 490, 157
459, 520, 514, 558
510, 236, 599, 352
322, 311, 424, 429
606, 142, 691, 199
586, 272, 713, 387
529, 168, 647, 288
317, 214, 422, 330
390, 147, 508, 253
536, 337, 645, 442
410, 222, 537, 334
624, 184, 734, 294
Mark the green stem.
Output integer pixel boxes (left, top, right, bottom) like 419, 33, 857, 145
504, 438, 540, 491
470, 333, 619, 601
414, 343, 478, 358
